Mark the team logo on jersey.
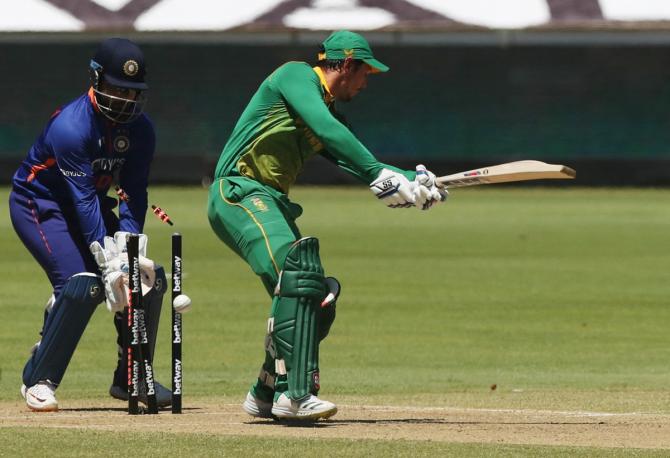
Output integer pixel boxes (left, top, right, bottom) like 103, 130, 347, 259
123, 60, 139, 76
251, 197, 268, 212
114, 135, 130, 153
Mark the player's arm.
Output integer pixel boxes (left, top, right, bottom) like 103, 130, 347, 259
49, 127, 107, 245
118, 121, 155, 233
320, 109, 408, 179
274, 64, 414, 184
276, 64, 444, 208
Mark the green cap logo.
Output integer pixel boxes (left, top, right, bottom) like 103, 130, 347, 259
318, 30, 389, 73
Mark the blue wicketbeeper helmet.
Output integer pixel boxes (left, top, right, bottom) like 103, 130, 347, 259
89, 38, 148, 123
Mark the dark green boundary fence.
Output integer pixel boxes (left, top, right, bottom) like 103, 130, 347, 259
2, 36, 669, 185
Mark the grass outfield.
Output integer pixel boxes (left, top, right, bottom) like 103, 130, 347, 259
1, 428, 667, 457
1, 186, 669, 454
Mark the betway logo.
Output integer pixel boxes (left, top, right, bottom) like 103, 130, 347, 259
130, 310, 148, 345
173, 359, 182, 395
173, 315, 182, 344
131, 258, 140, 294
173, 256, 182, 292
130, 361, 140, 396
143, 360, 156, 396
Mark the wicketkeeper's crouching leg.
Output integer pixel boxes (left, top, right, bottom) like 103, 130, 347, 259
243, 237, 339, 421
22, 273, 104, 411
109, 266, 172, 407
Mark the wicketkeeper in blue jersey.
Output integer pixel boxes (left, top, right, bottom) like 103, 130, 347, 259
9, 38, 172, 411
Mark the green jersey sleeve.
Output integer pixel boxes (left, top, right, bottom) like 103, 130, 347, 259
273, 63, 412, 184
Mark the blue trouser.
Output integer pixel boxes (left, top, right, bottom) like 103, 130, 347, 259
9, 190, 115, 386
9, 191, 102, 295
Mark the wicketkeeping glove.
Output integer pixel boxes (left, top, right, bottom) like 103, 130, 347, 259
413, 164, 448, 210
90, 237, 128, 313
112, 231, 156, 296
369, 168, 416, 208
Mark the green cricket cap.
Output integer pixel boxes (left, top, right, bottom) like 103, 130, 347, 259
318, 30, 389, 73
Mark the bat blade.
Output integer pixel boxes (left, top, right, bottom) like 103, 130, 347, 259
436, 160, 576, 188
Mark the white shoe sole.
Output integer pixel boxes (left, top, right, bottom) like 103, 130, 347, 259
242, 395, 273, 419
271, 405, 337, 421
21, 384, 58, 412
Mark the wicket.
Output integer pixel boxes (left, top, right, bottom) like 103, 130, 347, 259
171, 232, 183, 414
123, 242, 138, 414
125, 234, 158, 414
122, 233, 184, 415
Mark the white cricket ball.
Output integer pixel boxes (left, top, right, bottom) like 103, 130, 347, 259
172, 294, 192, 313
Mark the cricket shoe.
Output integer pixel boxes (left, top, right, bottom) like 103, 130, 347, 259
109, 380, 172, 407
271, 393, 337, 421
242, 390, 274, 419
21, 381, 58, 412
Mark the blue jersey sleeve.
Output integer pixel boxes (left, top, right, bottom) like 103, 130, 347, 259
47, 119, 107, 246
118, 118, 155, 233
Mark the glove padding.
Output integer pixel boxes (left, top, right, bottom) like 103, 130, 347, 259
89, 232, 157, 312
369, 168, 416, 208
413, 164, 448, 210
90, 237, 129, 313
112, 232, 156, 296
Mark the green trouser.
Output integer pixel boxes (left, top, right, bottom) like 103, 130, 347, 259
207, 176, 304, 399
207, 176, 302, 294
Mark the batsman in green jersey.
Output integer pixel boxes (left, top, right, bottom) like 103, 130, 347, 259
207, 30, 447, 421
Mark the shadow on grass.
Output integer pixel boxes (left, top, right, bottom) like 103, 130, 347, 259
246, 418, 336, 428
60, 406, 202, 413
247, 418, 604, 428
330, 419, 605, 426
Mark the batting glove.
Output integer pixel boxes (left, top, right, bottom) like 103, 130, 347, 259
413, 164, 448, 210
369, 168, 416, 208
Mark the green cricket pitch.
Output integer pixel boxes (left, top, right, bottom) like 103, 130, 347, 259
1, 186, 669, 456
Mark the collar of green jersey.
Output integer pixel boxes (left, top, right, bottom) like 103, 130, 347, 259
312, 66, 334, 104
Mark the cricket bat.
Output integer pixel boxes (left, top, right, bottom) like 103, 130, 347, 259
435, 160, 576, 188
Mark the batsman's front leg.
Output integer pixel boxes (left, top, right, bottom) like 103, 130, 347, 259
242, 299, 281, 419
269, 237, 337, 421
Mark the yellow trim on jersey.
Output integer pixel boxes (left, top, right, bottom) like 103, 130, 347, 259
312, 66, 334, 104
218, 180, 280, 274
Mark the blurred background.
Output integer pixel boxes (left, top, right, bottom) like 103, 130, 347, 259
1, 0, 670, 186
